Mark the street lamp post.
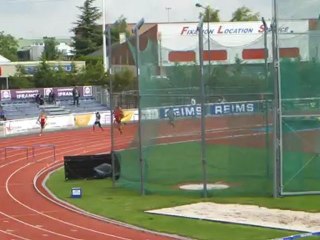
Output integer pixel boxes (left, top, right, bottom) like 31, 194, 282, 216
196, 3, 211, 77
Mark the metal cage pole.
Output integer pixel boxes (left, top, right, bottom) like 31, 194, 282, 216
197, 15, 208, 198
272, 0, 283, 198
106, 26, 116, 187
195, 3, 212, 87
262, 17, 271, 178
133, 18, 145, 196
102, 0, 108, 73
262, 17, 269, 86
207, 15, 211, 80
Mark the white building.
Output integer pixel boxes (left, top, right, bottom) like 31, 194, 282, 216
0, 55, 10, 64
0, 55, 10, 89
56, 42, 75, 58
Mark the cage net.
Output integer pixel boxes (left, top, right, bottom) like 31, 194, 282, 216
117, 23, 273, 196
276, 0, 320, 194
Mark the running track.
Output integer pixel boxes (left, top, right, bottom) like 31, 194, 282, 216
0, 125, 187, 240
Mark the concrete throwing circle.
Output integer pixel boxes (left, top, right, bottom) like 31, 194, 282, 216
179, 183, 229, 190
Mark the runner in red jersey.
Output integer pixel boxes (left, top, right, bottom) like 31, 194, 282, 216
113, 106, 124, 134
37, 111, 47, 136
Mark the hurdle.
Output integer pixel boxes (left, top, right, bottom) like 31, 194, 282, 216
4, 146, 29, 162
0, 148, 4, 163
32, 144, 56, 163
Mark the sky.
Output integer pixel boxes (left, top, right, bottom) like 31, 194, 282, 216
0, 0, 318, 39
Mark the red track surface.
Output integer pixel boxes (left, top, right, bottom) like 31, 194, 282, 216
0, 125, 185, 240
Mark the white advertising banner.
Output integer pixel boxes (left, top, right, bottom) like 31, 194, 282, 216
0, 121, 5, 137
142, 109, 159, 120
2, 111, 114, 136
4, 115, 75, 136
157, 20, 310, 64
46, 115, 75, 129
4, 118, 39, 135
73, 111, 111, 127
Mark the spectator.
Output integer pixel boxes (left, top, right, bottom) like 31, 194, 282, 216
48, 90, 56, 104
72, 86, 80, 106
35, 93, 40, 104
0, 105, 6, 121
39, 94, 44, 105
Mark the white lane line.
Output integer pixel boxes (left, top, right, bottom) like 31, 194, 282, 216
0, 229, 31, 240
1, 128, 178, 240
4, 143, 135, 240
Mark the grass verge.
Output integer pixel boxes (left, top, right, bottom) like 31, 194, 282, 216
46, 169, 320, 240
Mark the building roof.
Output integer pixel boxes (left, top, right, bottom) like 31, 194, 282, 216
17, 38, 72, 50
0, 55, 10, 64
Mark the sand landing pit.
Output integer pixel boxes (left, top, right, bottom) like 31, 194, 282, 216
147, 202, 320, 232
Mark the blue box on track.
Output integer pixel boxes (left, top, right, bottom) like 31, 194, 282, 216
71, 187, 82, 198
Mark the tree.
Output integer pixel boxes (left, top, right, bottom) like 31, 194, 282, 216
42, 37, 59, 60
77, 59, 108, 86
33, 60, 54, 87
9, 65, 35, 89
112, 68, 135, 91
110, 15, 130, 44
231, 6, 260, 22
0, 31, 18, 61
199, 6, 220, 22
71, 0, 102, 57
